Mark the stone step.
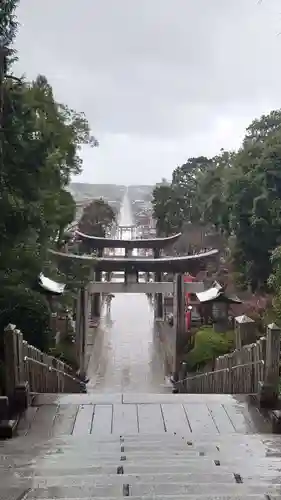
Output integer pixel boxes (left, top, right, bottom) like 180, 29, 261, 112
7, 496, 277, 500
0, 444, 264, 463
2, 436, 270, 450
12, 462, 280, 476
4, 472, 281, 487
2, 456, 279, 472
3, 444, 264, 456
8, 481, 281, 498
11, 432, 276, 445
8, 433, 273, 445
0, 448, 268, 465
5, 434, 275, 451
23, 497, 281, 500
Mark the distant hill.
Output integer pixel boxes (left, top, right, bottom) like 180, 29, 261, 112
127, 185, 153, 202
69, 183, 154, 225
70, 183, 153, 203
69, 183, 127, 203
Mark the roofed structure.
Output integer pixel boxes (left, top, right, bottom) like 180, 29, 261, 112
49, 248, 219, 274
75, 230, 182, 250
38, 273, 66, 296
196, 281, 241, 305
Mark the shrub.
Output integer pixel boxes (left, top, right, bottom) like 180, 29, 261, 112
183, 326, 235, 371
0, 286, 52, 355
50, 337, 79, 371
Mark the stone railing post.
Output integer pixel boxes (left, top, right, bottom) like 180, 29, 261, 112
234, 315, 256, 349
258, 323, 281, 408
3, 324, 29, 412
4, 324, 18, 399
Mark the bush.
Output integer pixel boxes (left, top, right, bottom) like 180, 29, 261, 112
183, 326, 235, 371
50, 338, 79, 372
0, 286, 52, 355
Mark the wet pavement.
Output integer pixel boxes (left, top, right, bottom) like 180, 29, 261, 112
2, 393, 281, 499
2, 193, 281, 499
86, 190, 170, 394
87, 292, 169, 393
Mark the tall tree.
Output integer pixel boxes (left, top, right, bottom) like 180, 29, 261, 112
0, 2, 98, 285
78, 198, 116, 238
152, 156, 213, 236
152, 109, 281, 293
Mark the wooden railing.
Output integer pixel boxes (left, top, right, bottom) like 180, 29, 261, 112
177, 323, 280, 404
4, 324, 86, 397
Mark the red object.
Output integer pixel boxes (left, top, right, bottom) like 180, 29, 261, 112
184, 274, 196, 331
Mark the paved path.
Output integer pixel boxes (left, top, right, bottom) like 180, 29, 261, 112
14, 393, 271, 438
1, 394, 281, 499
87, 294, 169, 393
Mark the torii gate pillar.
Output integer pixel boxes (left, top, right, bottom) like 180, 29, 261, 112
172, 273, 186, 382
154, 248, 163, 319
91, 248, 103, 317
75, 286, 89, 381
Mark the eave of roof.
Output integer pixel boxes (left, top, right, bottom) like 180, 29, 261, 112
38, 273, 66, 295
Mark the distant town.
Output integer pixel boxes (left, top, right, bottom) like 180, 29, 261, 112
69, 183, 155, 237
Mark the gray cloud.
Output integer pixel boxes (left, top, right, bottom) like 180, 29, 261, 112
14, 0, 281, 183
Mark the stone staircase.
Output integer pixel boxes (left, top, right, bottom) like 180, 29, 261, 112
1, 393, 281, 499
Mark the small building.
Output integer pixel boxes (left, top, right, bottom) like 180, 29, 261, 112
37, 274, 69, 344
196, 281, 242, 332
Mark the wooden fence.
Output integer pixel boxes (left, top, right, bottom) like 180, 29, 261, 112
179, 322, 280, 401
4, 324, 86, 396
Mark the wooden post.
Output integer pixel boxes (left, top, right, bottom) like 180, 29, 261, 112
258, 323, 281, 408
172, 274, 185, 381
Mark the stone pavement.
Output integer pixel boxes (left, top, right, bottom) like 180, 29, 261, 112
1, 393, 281, 499
13, 393, 272, 438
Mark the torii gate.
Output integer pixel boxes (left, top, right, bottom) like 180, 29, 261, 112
75, 230, 183, 319
50, 242, 218, 383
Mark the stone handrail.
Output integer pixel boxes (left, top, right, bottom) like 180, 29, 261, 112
3, 324, 86, 400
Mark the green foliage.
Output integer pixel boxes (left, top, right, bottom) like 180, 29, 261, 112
268, 246, 281, 322
0, 0, 19, 71
183, 327, 235, 371
0, 286, 52, 353
50, 338, 79, 371
1, 71, 97, 286
0, 1, 99, 358
152, 109, 281, 294
56, 189, 76, 244
78, 198, 116, 237
152, 157, 213, 236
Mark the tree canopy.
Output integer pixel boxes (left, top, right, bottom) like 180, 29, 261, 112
0, 0, 98, 355
152, 110, 281, 294
1, 19, 98, 284
78, 198, 116, 238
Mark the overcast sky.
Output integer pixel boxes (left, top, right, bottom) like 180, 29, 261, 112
15, 0, 281, 185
